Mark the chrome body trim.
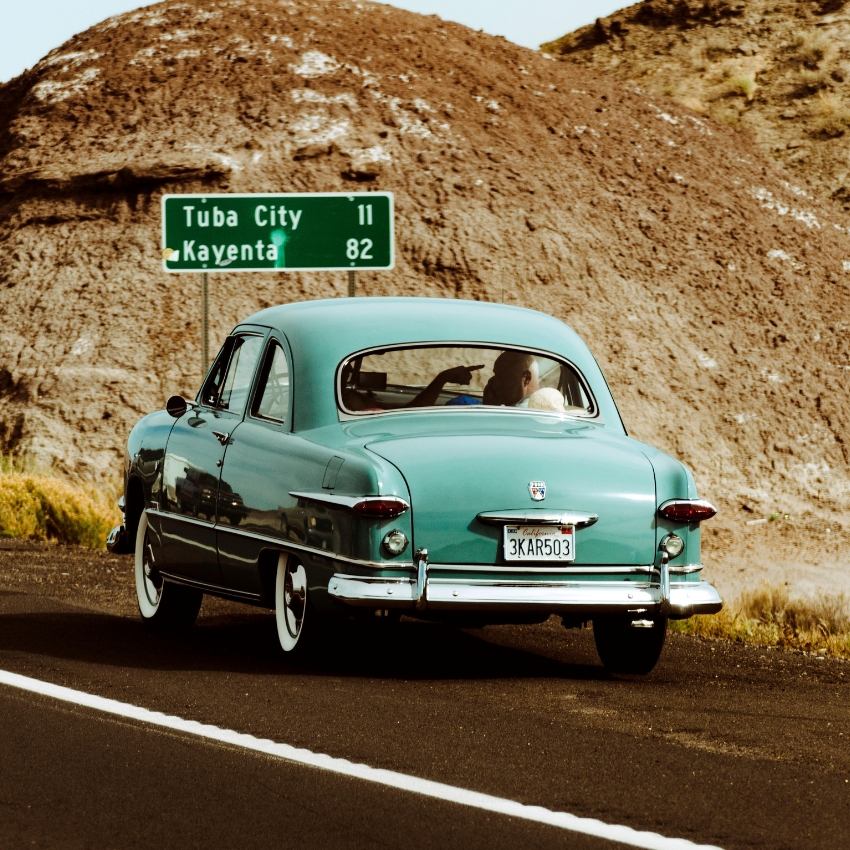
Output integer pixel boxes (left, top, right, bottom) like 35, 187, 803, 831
670, 564, 704, 575
659, 553, 671, 616
289, 491, 410, 513
106, 524, 133, 555
148, 508, 215, 529
327, 573, 723, 618
145, 508, 414, 570
414, 548, 428, 611
658, 498, 717, 520
477, 510, 598, 528
430, 563, 654, 574
159, 571, 261, 601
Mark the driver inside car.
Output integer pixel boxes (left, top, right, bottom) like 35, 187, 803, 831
482, 351, 540, 407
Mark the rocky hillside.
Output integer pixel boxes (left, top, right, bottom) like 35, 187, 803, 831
1, 0, 849, 591
542, 0, 850, 209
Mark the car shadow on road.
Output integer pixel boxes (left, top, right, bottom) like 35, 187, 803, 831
0, 590, 609, 681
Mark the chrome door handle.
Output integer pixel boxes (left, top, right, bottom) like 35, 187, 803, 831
212, 430, 230, 446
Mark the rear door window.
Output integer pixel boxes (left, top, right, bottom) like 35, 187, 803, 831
252, 342, 290, 423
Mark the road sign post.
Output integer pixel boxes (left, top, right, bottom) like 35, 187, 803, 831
161, 192, 393, 376
201, 272, 209, 373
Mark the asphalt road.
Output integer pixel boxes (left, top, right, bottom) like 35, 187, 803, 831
0, 577, 848, 850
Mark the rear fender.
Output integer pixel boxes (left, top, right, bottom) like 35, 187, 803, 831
643, 447, 703, 572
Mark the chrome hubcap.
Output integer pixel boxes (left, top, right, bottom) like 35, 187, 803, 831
142, 532, 162, 607
283, 564, 307, 639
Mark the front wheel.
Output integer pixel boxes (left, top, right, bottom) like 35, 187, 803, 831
135, 511, 202, 631
593, 615, 667, 675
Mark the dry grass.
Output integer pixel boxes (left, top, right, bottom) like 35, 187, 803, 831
813, 91, 850, 136
798, 66, 831, 92
0, 453, 53, 476
0, 472, 119, 549
728, 73, 757, 101
671, 584, 850, 660
793, 29, 833, 67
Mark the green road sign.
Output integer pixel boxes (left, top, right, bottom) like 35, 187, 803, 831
161, 192, 394, 272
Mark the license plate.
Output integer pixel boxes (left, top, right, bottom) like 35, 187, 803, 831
503, 525, 575, 562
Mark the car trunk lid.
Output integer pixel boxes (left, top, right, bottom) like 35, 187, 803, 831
366, 424, 657, 565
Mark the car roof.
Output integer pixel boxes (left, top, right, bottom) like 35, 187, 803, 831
239, 297, 623, 433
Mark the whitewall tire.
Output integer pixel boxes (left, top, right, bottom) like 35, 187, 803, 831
135, 511, 202, 630
275, 552, 308, 652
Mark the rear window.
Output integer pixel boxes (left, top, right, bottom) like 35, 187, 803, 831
337, 345, 595, 417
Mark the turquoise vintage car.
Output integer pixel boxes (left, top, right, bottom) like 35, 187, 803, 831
109, 297, 721, 673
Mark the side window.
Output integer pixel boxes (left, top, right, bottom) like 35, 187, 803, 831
252, 342, 290, 423
208, 335, 264, 415
200, 337, 237, 407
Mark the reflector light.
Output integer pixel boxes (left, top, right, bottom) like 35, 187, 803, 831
658, 500, 717, 522
352, 498, 409, 519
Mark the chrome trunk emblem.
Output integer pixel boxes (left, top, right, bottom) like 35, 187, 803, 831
528, 481, 546, 501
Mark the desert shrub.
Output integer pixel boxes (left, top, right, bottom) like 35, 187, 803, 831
671, 583, 850, 659
813, 92, 850, 135
793, 29, 833, 67
729, 73, 757, 100
0, 473, 119, 549
0, 453, 49, 476
798, 66, 831, 91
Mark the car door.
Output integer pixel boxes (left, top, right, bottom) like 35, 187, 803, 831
160, 331, 266, 584
216, 334, 297, 594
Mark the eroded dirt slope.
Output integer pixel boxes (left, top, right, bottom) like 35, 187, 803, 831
543, 0, 850, 208
0, 0, 849, 592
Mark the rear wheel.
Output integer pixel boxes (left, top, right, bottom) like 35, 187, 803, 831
593, 615, 667, 675
275, 552, 309, 652
135, 512, 202, 631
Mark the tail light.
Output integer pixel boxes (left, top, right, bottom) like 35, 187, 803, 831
658, 499, 717, 522
352, 497, 410, 519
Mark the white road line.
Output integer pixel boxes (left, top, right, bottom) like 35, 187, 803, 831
0, 669, 722, 850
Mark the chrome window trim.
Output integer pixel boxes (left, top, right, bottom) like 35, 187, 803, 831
199, 331, 265, 412
337, 405, 602, 424
249, 338, 290, 426
334, 340, 600, 421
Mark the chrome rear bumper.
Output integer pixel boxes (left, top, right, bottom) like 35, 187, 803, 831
327, 574, 722, 619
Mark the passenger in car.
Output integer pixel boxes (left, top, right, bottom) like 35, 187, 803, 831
482, 351, 540, 407
527, 387, 566, 412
